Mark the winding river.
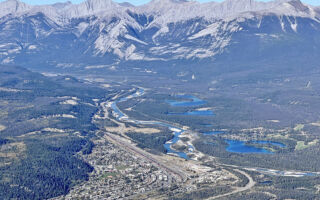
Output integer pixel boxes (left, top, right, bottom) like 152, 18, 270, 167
107, 88, 319, 177
109, 88, 191, 160
109, 89, 282, 158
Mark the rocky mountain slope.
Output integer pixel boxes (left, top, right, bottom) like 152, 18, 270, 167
0, 0, 319, 67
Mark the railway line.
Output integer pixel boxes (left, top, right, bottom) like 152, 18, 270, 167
104, 132, 187, 183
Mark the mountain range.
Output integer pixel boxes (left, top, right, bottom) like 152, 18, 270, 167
0, 0, 319, 68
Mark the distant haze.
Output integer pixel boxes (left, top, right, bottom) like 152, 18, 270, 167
0, 0, 319, 6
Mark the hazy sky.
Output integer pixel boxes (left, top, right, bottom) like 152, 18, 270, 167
1, 0, 319, 6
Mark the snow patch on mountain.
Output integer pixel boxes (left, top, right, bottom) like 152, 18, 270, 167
75, 22, 89, 36
0, 0, 320, 61
124, 34, 148, 45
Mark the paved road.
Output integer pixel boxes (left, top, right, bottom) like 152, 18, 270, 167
208, 169, 255, 200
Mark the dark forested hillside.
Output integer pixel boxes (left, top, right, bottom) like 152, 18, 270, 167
0, 65, 110, 199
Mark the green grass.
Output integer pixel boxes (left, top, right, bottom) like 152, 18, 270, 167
295, 140, 318, 150
294, 124, 304, 132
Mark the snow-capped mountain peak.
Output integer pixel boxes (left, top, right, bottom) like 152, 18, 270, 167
0, 0, 319, 63
0, 0, 318, 22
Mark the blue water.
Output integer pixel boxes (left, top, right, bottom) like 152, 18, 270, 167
225, 140, 286, 154
203, 131, 224, 135
119, 88, 145, 103
111, 88, 190, 160
168, 110, 214, 116
136, 121, 190, 159
113, 89, 289, 160
166, 95, 206, 107
225, 140, 273, 154
163, 131, 189, 160
253, 141, 286, 148
202, 124, 213, 127
259, 181, 272, 185
166, 95, 214, 116
111, 102, 125, 119
305, 173, 316, 176
112, 88, 146, 119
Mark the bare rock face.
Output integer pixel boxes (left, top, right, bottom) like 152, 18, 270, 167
0, 0, 319, 63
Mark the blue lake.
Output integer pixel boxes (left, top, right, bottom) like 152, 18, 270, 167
226, 140, 272, 154
225, 140, 286, 154
166, 95, 214, 116
168, 110, 214, 116
166, 95, 206, 107
113, 90, 288, 159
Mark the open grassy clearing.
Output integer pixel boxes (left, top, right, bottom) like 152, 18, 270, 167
0, 124, 6, 131
295, 139, 319, 150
